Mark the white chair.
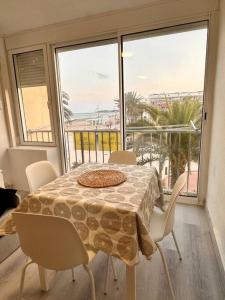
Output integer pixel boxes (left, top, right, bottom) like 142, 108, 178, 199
149, 172, 187, 300
108, 151, 136, 165
26, 161, 58, 192
13, 212, 97, 300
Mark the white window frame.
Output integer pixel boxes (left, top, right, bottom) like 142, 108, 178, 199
8, 44, 56, 146
120, 21, 210, 206
50, 20, 210, 206
52, 36, 123, 171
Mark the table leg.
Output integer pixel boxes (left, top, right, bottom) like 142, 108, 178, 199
38, 265, 49, 291
126, 265, 136, 300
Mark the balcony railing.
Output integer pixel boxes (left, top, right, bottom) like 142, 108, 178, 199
126, 127, 200, 196
64, 129, 121, 166
27, 128, 200, 196
27, 129, 53, 143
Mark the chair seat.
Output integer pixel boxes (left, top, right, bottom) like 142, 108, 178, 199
150, 209, 167, 242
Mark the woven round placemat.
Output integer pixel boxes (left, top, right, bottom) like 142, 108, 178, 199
77, 169, 127, 188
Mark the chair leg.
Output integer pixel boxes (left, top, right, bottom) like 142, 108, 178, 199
103, 255, 110, 295
72, 268, 75, 282
156, 242, 175, 300
171, 230, 182, 261
83, 264, 96, 300
110, 256, 118, 281
18, 261, 34, 300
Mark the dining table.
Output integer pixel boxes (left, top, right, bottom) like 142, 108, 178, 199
0, 162, 164, 300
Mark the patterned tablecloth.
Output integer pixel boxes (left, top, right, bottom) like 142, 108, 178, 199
0, 163, 164, 266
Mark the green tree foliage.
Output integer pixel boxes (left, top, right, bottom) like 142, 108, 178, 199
143, 97, 201, 128
115, 92, 202, 188
130, 96, 202, 188
114, 91, 143, 124
61, 91, 73, 122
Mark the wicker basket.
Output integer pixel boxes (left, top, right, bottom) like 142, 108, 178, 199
77, 169, 127, 188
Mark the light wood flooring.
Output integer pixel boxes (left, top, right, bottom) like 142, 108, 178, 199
0, 205, 224, 300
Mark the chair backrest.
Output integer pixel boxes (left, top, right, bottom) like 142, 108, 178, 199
163, 172, 187, 236
26, 161, 58, 192
108, 151, 136, 165
12, 212, 89, 270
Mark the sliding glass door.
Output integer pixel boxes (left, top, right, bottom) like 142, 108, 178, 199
122, 23, 208, 196
56, 40, 120, 169
55, 22, 208, 198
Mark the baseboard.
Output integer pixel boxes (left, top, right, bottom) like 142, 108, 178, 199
206, 207, 225, 286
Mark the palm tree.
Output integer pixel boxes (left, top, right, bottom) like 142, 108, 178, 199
125, 91, 143, 124
135, 97, 202, 187
61, 91, 73, 122
114, 91, 143, 124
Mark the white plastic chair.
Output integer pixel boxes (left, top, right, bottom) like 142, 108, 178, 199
13, 212, 96, 300
108, 151, 136, 165
150, 172, 187, 299
26, 161, 58, 192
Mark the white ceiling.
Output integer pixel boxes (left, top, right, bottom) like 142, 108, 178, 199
0, 0, 163, 35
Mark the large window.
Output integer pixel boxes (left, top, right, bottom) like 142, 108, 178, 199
56, 40, 120, 168
13, 49, 53, 143
55, 22, 208, 198
122, 24, 208, 195
11, 22, 208, 199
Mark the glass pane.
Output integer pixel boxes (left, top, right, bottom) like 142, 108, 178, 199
57, 40, 120, 169
122, 24, 208, 196
14, 50, 53, 143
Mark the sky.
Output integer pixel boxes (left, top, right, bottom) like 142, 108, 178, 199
57, 27, 208, 113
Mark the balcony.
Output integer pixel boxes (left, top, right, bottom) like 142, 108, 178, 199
27, 127, 200, 196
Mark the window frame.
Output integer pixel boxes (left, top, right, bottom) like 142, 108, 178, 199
53, 37, 123, 171
9, 44, 56, 146
120, 21, 209, 204
51, 20, 210, 206
119, 20, 211, 206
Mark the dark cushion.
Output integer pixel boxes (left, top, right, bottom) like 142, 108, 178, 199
0, 188, 19, 216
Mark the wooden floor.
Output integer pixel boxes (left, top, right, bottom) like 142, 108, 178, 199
0, 205, 224, 300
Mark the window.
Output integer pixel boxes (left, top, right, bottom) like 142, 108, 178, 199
56, 40, 120, 168
55, 22, 208, 199
13, 49, 54, 143
122, 23, 208, 195
10, 21, 208, 201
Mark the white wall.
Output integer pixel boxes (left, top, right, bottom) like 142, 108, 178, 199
0, 38, 11, 185
0, 67, 11, 185
0, 36, 19, 186
8, 146, 61, 191
5, 0, 218, 50
207, 0, 225, 272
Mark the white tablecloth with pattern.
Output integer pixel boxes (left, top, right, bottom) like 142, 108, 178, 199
0, 163, 164, 266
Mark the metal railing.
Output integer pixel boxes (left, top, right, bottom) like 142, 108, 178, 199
27, 127, 201, 196
126, 127, 200, 195
64, 129, 121, 167
27, 130, 53, 143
